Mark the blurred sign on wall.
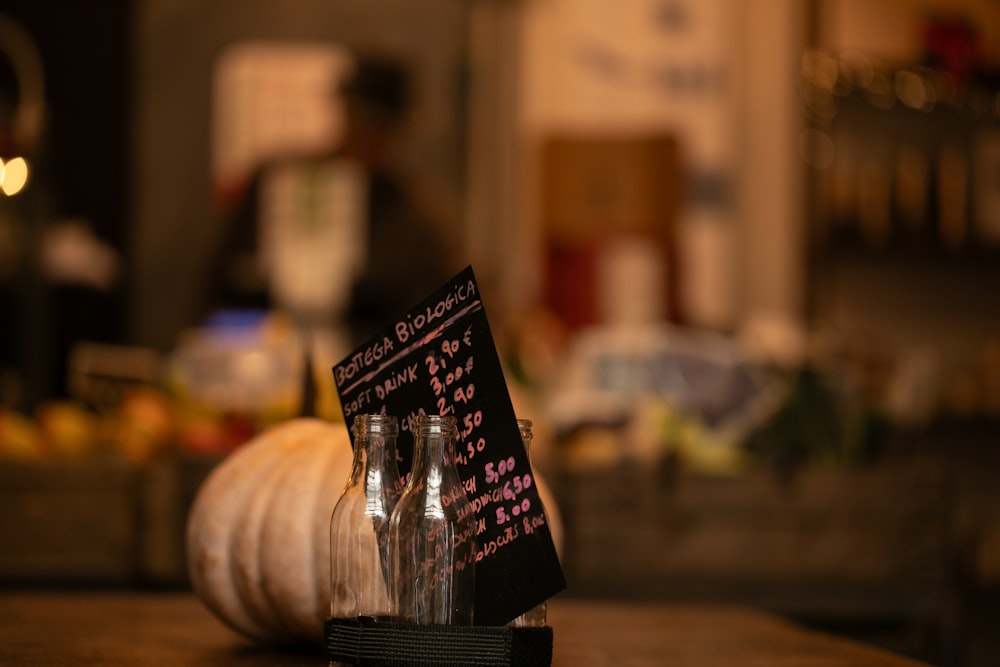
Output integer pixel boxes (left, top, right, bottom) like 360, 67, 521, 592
520, 0, 742, 331
211, 41, 352, 206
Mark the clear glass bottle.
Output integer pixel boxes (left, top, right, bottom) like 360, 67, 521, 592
329, 414, 401, 623
389, 414, 476, 624
508, 418, 549, 628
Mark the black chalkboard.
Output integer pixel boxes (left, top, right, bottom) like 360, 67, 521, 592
332, 265, 566, 626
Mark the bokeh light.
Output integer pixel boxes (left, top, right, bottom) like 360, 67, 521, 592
0, 157, 30, 196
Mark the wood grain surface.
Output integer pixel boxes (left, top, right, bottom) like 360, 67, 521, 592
0, 591, 931, 666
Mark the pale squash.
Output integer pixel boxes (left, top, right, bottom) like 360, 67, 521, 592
186, 418, 348, 643
186, 417, 563, 644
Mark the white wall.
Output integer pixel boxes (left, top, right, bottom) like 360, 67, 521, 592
515, 0, 808, 332
736, 0, 808, 330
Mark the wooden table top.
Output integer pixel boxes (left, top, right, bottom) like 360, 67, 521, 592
0, 591, 931, 666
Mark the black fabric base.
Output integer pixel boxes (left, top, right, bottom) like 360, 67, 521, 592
324, 616, 553, 667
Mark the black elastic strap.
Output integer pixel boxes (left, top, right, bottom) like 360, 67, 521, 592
324, 616, 553, 667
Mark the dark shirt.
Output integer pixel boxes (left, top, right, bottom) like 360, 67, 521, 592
207, 158, 458, 345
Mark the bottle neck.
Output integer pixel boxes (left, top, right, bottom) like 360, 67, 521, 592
359, 434, 391, 497
517, 418, 533, 459
351, 416, 399, 502
410, 416, 460, 495
412, 429, 454, 475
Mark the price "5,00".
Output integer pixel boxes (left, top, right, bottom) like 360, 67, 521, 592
496, 497, 532, 525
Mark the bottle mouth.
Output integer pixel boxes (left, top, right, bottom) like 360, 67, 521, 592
517, 418, 533, 441
353, 413, 399, 437
414, 413, 457, 436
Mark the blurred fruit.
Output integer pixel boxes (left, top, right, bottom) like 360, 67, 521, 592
109, 386, 176, 463
175, 404, 242, 455
35, 400, 100, 458
0, 407, 43, 459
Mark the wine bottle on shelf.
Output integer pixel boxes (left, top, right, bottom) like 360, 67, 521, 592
937, 143, 970, 251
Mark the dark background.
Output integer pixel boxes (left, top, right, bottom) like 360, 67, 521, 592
1, 0, 131, 406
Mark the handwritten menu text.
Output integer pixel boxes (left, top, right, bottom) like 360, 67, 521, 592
332, 266, 565, 626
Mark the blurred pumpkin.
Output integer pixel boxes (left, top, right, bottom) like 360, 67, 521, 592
186, 416, 563, 645
186, 418, 348, 644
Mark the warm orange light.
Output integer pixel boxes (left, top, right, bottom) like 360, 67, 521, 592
0, 157, 29, 195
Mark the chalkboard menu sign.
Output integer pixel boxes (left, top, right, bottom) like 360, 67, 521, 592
332, 265, 565, 626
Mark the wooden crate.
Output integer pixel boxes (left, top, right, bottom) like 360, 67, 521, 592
0, 454, 223, 586
137, 454, 222, 585
0, 460, 142, 584
552, 456, 955, 616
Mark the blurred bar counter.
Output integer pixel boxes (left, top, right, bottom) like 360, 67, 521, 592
1, 417, 998, 664
0, 591, 933, 666
548, 416, 1000, 665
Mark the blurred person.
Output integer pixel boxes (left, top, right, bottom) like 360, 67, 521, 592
205, 53, 460, 346
338, 55, 462, 342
